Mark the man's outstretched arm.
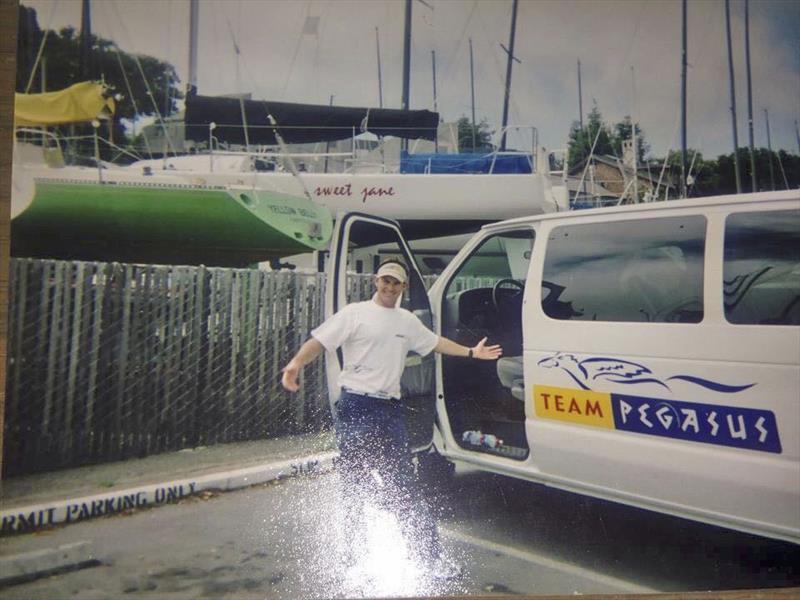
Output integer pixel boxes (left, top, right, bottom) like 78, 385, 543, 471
281, 338, 325, 392
434, 336, 502, 360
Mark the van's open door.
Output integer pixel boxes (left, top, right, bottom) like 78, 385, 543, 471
324, 212, 437, 452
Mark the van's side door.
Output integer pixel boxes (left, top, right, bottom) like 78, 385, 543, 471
325, 212, 437, 452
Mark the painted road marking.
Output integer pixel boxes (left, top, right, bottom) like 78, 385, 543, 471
441, 526, 659, 594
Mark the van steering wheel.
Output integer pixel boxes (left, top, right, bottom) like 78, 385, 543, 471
492, 278, 525, 313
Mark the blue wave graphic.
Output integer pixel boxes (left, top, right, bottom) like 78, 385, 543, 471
666, 375, 756, 393
604, 377, 671, 390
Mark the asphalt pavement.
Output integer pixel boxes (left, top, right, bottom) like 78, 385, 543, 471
0, 432, 337, 584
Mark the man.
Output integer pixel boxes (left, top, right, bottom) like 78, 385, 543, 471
281, 260, 502, 579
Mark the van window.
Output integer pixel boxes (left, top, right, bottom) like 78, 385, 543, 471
342, 219, 429, 321
723, 209, 800, 325
542, 216, 706, 323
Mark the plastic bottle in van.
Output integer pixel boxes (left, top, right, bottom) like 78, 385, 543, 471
462, 430, 503, 449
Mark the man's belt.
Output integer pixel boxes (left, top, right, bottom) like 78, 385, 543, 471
342, 387, 400, 402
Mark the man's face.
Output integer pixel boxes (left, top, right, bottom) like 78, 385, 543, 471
374, 275, 407, 307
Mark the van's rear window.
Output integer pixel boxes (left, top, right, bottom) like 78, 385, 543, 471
723, 209, 800, 326
541, 216, 706, 323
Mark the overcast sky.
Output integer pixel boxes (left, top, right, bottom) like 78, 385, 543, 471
24, 0, 800, 159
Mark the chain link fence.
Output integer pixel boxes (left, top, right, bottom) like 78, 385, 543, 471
4, 259, 333, 477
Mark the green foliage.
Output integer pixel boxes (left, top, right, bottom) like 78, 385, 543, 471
664, 149, 717, 197
567, 104, 643, 169
16, 4, 183, 150
660, 148, 799, 197
611, 116, 649, 163
457, 116, 494, 153
565, 101, 800, 197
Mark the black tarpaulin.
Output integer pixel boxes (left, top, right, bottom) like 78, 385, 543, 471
184, 94, 439, 145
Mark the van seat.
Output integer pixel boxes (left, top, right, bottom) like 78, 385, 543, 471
497, 356, 525, 401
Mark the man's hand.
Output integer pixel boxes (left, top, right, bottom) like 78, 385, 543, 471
281, 338, 325, 393
473, 336, 503, 360
281, 362, 301, 392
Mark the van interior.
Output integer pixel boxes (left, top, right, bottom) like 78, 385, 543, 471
439, 229, 534, 460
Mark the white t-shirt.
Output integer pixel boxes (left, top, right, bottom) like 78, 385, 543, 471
311, 300, 439, 399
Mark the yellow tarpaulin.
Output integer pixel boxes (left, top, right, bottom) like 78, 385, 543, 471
14, 81, 116, 127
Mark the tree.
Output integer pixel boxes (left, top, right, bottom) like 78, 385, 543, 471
567, 103, 613, 168
457, 116, 493, 153
16, 4, 183, 153
662, 149, 719, 197
656, 147, 800, 198
611, 116, 649, 164
568, 106, 652, 171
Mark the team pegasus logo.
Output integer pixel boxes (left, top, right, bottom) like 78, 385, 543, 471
537, 352, 755, 394
534, 353, 779, 453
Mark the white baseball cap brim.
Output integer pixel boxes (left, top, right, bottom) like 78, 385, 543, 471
375, 262, 407, 284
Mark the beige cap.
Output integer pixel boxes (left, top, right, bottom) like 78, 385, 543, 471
376, 262, 408, 284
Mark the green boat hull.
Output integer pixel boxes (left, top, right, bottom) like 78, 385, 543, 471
11, 179, 333, 267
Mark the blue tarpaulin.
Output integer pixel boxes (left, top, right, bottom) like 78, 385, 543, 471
400, 151, 533, 174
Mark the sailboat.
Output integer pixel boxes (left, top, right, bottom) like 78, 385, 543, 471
133, 92, 568, 243
12, 82, 333, 267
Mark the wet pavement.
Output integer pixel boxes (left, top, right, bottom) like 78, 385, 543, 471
1, 433, 798, 598
0, 467, 656, 599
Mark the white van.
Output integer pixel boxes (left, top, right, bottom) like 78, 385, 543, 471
324, 190, 800, 544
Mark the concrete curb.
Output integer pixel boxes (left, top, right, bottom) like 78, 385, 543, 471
1, 451, 338, 537
0, 541, 99, 586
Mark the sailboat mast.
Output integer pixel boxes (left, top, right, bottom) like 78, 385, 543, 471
432, 50, 438, 153
725, 0, 742, 194
401, 0, 412, 151
402, 0, 412, 111
469, 38, 477, 151
631, 66, 638, 202
431, 50, 438, 113
577, 59, 584, 131
500, 0, 519, 152
376, 27, 384, 108
680, 0, 687, 198
796, 120, 800, 154
189, 0, 199, 92
764, 108, 775, 191
79, 0, 93, 80
745, 0, 756, 192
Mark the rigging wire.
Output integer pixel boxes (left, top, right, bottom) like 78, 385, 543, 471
164, 0, 172, 117
24, 0, 59, 93
474, 7, 513, 144
224, 2, 250, 151
210, 1, 259, 103
775, 152, 790, 189
112, 44, 154, 159
438, 0, 478, 92
107, 0, 178, 157
281, 0, 313, 100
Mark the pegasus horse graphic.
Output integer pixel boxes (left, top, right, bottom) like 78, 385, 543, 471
537, 353, 755, 394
